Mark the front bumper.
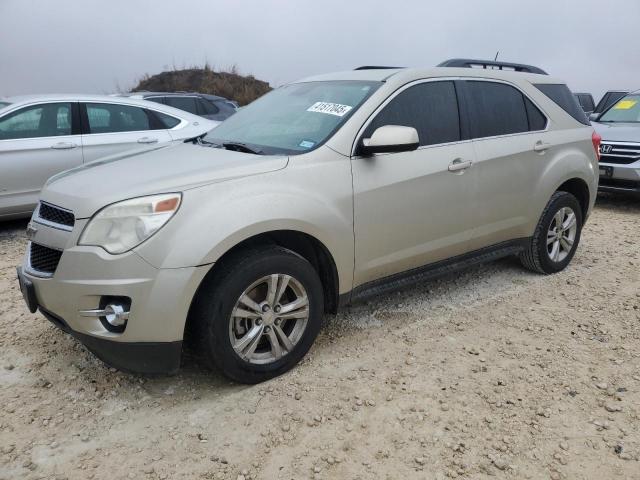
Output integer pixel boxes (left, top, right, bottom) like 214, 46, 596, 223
20, 228, 211, 374
598, 161, 640, 194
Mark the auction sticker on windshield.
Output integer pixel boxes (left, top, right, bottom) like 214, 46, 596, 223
307, 102, 353, 117
614, 100, 637, 110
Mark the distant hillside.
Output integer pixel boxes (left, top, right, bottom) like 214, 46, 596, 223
133, 66, 271, 106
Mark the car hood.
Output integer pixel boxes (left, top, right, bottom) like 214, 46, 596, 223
592, 122, 640, 142
41, 142, 288, 218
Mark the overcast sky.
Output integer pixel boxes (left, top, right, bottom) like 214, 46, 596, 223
1, 0, 639, 101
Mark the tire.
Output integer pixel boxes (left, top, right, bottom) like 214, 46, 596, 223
191, 245, 324, 384
519, 191, 583, 274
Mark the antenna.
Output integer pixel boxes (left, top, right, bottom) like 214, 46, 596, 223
494, 51, 500, 61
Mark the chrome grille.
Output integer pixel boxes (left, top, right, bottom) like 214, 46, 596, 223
29, 243, 63, 275
599, 142, 640, 165
37, 202, 75, 229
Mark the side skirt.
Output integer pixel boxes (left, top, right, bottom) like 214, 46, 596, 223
339, 238, 530, 307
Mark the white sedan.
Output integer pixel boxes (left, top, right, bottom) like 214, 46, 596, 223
0, 94, 218, 220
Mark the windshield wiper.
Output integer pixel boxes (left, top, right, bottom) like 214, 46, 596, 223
223, 142, 263, 155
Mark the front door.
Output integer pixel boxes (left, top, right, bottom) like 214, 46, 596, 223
351, 80, 477, 287
0, 102, 83, 216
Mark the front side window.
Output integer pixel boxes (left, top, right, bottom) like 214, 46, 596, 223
0, 102, 72, 140
599, 94, 640, 123
364, 81, 461, 146
165, 97, 199, 115
85, 103, 153, 133
203, 81, 381, 155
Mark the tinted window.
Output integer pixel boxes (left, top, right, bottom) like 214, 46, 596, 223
524, 97, 547, 131
145, 97, 165, 105
534, 84, 589, 125
365, 81, 461, 146
154, 111, 181, 129
0, 103, 72, 140
165, 96, 198, 115
197, 98, 219, 115
465, 81, 529, 138
86, 103, 152, 133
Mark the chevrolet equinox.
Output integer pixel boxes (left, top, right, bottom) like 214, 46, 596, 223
17, 62, 600, 383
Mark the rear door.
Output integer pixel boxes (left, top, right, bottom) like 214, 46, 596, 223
80, 102, 172, 162
0, 102, 83, 216
351, 80, 477, 286
458, 80, 551, 250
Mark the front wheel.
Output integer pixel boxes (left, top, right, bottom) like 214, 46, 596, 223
520, 191, 583, 274
192, 246, 324, 384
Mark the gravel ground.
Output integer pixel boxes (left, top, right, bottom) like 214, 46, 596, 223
1, 194, 639, 480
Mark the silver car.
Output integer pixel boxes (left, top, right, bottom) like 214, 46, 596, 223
0, 95, 218, 219
591, 91, 640, 194
17, 63, 599, 383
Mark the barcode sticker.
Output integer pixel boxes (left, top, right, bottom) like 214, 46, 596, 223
307, 102, 353, 117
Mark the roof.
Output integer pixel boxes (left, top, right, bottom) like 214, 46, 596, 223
296, 67, 563, 86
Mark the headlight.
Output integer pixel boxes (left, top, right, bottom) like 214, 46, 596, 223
79, 193, 181, 254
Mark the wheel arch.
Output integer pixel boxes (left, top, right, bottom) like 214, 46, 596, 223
555, 177, 591, 220
184, 229, 341, 342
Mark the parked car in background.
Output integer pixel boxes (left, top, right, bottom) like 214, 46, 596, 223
0, 95, 217, 219
119, 92, 237, 122
17, 61, 599, 383
591, 91, 640, 194
593, 90, 629, 115
574, 92, 595, 115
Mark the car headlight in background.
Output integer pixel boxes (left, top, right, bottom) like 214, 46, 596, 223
79, 193, 181, 254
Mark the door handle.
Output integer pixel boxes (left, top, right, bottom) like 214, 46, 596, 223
533, 141, 552, 152
50, 142, 78, 150
448, 159, 473, 172
137, 137, 159, 144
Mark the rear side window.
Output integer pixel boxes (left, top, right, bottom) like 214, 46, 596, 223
465, 81, 531, 138
534, 84, 589, 125
524, 98, 547, 131
145, 97, 165, 105
365, 81, 461, 146
197, 98, 219, 115
0, 103, 72, 140
164, 96, 199, 115
85, 103, 153, 133
153, 111, 181, 129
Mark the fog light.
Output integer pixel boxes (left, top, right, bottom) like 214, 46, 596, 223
79, 297, 131, 333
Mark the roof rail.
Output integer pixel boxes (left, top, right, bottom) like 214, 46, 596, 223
437, 58, 547, 75
354, 66, 403, 70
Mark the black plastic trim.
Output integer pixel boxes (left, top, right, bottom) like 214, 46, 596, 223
340, 238, 529, 306
39, 307, 182, 374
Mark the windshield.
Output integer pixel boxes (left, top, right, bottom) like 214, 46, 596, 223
0, 101, 11, 110
203, 81, 381, 155
599, 94, 640, 123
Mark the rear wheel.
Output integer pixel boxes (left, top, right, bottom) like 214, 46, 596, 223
192, 246, 324, 384
520, 191, 583, 274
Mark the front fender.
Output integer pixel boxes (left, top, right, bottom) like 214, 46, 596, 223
135, 162, 355, 294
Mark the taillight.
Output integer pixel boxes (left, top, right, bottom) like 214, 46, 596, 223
592, 130, 602, 162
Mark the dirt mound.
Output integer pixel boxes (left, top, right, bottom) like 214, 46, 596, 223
133, 66, 271, 106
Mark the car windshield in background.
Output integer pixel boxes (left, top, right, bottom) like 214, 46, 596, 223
599, 95, 640, 123
203, 81, 381, 155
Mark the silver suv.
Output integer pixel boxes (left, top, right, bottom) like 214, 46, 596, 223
17, 62, 600, 383
591, 91, 640, 194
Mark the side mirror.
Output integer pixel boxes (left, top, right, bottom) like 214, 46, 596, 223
359, 125, 419, 156
589, 112, 600, 122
